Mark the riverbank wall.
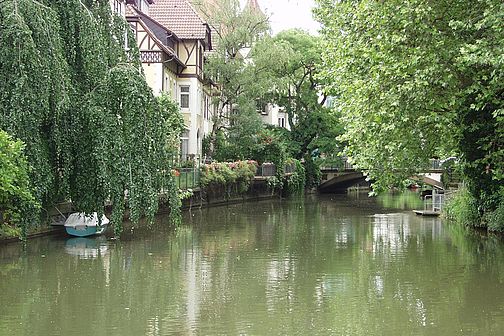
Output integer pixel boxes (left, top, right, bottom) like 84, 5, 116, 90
0, 180, 280, 244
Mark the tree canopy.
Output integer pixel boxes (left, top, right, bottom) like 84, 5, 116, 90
0, 0, 183, 237
315, 0, 503, 223
251, 29, 344, 162
195, 0, 269, 157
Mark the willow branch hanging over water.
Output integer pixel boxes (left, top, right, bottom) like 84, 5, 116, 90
0, 0, 182, 238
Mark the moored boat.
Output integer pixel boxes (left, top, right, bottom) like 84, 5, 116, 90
64, 212, 109, 237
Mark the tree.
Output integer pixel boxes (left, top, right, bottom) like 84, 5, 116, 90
195, 0, 270, 157
0, 0, 183, 237
251, 29, 344, 186
315, 0, 503, 226
212, 96, 264, 161
0, 131, 38, 238
253, 30, 344, 157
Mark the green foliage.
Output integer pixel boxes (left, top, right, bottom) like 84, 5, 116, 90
486, 202, 504, 232
201, 160, 258, 194
315, 0, 503, 223
303, 156, 321, 189
0, 131, 39, 239
284, 158, 306, 195
0, 0, 71, 206
266, 176, 282, 192
213, 99, 264, 161
445, 187, 504, 232
252, 130, 288, 166
443, 188, 482, 228
195, 0, 270, 156
0, 0, 182, 237
157, 93, 185, 157
250, 29, 344, 188
251, 29, 344, 160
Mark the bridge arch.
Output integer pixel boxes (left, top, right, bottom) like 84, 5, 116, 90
318, 172, 368, 193
318, 172, 444, 193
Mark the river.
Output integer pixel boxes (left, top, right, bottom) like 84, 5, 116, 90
1, 193, 504, 335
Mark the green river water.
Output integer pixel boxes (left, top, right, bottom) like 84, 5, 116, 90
1, 193, 504, 335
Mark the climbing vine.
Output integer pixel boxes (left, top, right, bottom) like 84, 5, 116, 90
0, 0, 183, 238
284, 158, 306, 195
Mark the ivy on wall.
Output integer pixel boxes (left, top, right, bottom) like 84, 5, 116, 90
0, 0, 183, 238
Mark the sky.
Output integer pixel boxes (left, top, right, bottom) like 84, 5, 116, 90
242, 0, 321, 35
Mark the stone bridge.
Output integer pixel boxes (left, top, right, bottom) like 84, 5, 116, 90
318, 160, 445, 193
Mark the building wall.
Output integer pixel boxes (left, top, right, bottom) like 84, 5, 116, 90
178, 40, 201, 77
127, 2, 214, 160
142, 63, 164, 95
164, 67, 178, 100
260, 104, 291, 131
177, 77, 201, 156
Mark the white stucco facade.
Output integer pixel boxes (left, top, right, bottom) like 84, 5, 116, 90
259, 104, 291, 131
176, 78, 214, 158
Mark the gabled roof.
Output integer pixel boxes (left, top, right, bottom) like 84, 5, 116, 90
150, 0, 209, 40
126, 0, 155, 5
126, 5, 186, 67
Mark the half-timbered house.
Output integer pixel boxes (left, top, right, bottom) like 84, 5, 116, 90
126, 0, 215, 160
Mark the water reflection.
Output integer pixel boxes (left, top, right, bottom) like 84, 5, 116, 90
0, 194, 504, 335
376, 191, 424, 209
64, 237, 108, 259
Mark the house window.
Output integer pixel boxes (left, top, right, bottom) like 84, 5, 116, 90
204, 95, 210, 120
278, 117, 285, 128
180, 130, 189, 161
180, 86, 190, 109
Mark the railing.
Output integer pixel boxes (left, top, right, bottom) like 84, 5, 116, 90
173, 167, 200, 190
284, 162, 297, 174
172, 161, 296, 190
320, 157, 354, 171
255, 163, 276, 177
423, 189, 455, 212
254, 162, 298, 177
424, 194, 444, 212
322, 158, 446, 172
171, 155, 201, 190
430, 159, 442, 170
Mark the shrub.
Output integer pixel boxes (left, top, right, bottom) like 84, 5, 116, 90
443, 187, 481, 228
303, 156, 321, 189
485, 188, 504, 232
200, 160, 257, 193
285, 158, 306, 195
0, 131, 39, 239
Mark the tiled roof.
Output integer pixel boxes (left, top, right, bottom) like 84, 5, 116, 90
150, 0, 208, 40
126, 5, 186, 67
125, 4, 137, 17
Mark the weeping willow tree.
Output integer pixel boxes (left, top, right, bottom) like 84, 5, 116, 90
0, 0, 183, 238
